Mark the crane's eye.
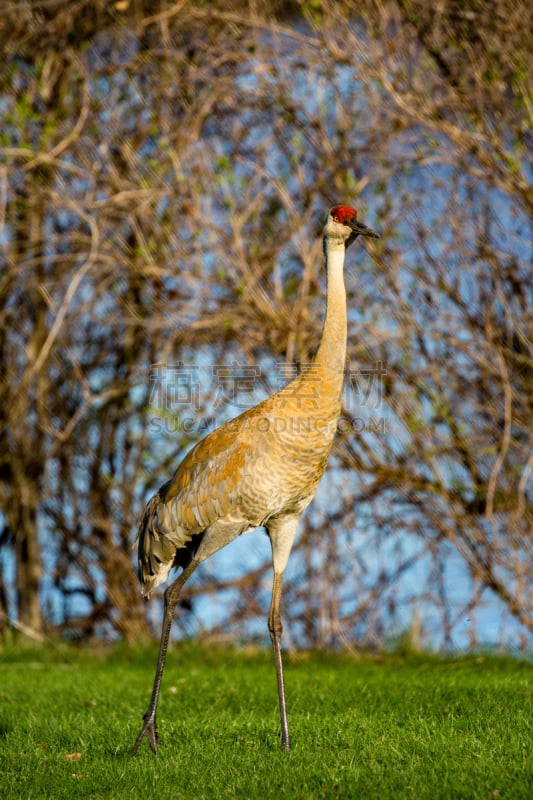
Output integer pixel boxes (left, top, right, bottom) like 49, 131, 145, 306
333, 215, 340, 223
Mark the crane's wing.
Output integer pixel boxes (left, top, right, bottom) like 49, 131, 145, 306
137, 411, 264, 594
163, 418, 259, 530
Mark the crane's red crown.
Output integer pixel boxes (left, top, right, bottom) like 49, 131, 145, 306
330, 205, 358, 224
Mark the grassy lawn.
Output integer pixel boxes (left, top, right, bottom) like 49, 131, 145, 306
0, 642, 531, 799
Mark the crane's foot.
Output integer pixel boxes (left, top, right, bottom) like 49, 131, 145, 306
132, 712, 160, 756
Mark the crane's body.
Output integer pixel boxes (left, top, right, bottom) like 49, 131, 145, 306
132, 205, 379, 755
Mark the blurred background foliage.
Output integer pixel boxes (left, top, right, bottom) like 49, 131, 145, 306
0, 0, 531, 652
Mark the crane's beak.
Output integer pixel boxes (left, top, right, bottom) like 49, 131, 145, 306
349, 218, 380, 239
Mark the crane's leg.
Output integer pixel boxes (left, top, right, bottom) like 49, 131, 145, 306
132, 559, 199, 756
268, 571, 291, 751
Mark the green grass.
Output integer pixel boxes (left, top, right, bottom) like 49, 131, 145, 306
0, 643, 531, 799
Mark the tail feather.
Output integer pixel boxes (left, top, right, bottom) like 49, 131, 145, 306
136, 493, 175, 598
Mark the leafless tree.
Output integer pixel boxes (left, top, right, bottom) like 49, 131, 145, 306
0, 0, 530, 648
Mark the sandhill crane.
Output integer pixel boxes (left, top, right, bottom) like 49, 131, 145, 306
132, 205, 379, 755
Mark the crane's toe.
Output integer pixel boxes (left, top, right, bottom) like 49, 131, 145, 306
132, 713, 160, 756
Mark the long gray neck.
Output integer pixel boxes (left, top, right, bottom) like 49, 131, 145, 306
312, 238, 347, 387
